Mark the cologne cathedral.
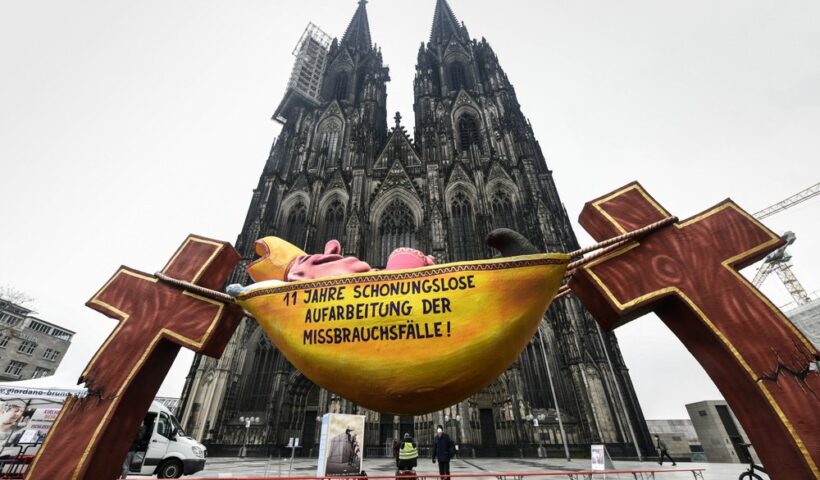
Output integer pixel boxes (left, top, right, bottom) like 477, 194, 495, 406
178, 0, 654, 458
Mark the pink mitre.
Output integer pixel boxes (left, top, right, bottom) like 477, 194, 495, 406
385, 247, 436, 270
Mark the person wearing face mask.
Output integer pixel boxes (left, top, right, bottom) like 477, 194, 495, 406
431, 425, 455, 480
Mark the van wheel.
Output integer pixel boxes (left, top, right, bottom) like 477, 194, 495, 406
157, 459, 183, 478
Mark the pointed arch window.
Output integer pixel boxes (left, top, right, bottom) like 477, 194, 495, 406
490, 189, 517, 230
449, 61, 467, 91
458, 114, 482, 153
449, 191, 478, 260
326, 130, 340, 165
284, 201, 308, 248
322, 199, 346, 243
334, 72, 349, 101
378, 199, 417, 266
239, 334, 276, 412
316, 120, 341, 167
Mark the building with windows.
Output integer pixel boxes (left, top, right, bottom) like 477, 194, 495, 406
0, 299, 74, 381
685, 400, 759, 464
786, 297, 820, 350
178, 0, 653, 458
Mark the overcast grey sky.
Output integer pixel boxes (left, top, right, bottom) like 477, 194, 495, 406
1, 0, 818, 420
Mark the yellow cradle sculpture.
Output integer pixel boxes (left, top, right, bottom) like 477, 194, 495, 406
236, 253, 568, 415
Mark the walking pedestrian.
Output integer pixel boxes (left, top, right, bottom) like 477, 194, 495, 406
431, 425, 455, 480
655, 435, 677, 466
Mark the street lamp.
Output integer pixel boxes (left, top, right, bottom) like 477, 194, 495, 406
239, 416, 260, 458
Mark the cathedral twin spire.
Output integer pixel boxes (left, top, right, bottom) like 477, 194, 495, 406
340, 0, 467, 51
429, 0, 468, 45
340, 0, 373, 50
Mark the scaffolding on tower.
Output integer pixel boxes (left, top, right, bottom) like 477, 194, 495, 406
274, 22, 332, 123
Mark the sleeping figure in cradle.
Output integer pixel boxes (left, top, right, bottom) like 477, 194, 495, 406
226, 237, 437, 296
224, 228, 566, 415
226, 229, 537, 296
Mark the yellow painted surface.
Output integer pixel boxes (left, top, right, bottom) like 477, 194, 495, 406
237, 253, 568, 414
246, 236, 306, 282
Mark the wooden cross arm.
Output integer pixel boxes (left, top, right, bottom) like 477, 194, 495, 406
567, 182, 819, 479
26, 234, 244, 480
572, 183, 785, 329
578, 181, 784, 262
578, 181, 672, 241
84, 264, 242, 361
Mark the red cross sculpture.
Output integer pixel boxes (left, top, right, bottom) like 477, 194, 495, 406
26, 235, 244, 480
569, 182, 819, 479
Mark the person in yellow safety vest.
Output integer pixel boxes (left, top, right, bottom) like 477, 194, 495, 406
396, 433, 418, 471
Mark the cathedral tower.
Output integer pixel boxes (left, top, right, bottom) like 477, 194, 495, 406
178, 0, 654, 458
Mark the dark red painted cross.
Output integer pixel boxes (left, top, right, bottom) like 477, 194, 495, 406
26, 235, 244, 480
569, 182, 819, 479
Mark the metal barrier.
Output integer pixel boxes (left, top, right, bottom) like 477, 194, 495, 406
194, 469, 706, 480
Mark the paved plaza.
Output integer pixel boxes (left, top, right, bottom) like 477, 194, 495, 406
150, 457, 762, 480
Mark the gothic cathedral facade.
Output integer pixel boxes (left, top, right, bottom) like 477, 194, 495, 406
178, 0, 654, 457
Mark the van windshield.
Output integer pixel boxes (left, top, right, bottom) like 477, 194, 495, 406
170, 415, 187, 438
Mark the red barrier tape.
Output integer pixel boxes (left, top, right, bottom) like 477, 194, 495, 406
191, 469, 707, 480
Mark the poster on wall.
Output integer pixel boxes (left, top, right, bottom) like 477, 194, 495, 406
316, 414, 365, 477
28, 408, 60, 435
590, 444, 614, 471
0, 386, 82, 449
0, 403, 63, 447
0, 400, 29, 445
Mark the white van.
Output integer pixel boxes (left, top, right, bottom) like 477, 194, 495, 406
125, 401, 207, 478
0, 386, 206, 479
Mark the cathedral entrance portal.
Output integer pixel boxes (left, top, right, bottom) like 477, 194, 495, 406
472, 379, 505, 457
379, 414, 393, 457
399, 415, 415, 440
302, 410, 318, 457
276, 376, 319, 457
478, 409, 498, 457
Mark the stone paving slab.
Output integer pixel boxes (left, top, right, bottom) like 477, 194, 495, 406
142, 457, 766, 480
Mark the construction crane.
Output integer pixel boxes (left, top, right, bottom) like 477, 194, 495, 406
751, 183, 819, 306
751, 231, 811, 305
753, 182, 820, 220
